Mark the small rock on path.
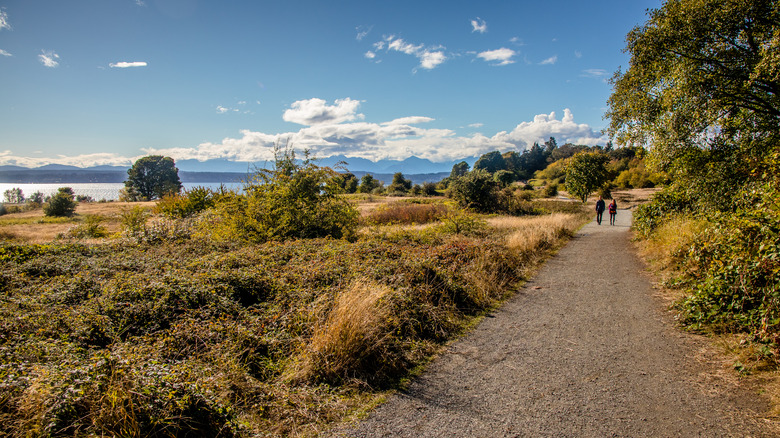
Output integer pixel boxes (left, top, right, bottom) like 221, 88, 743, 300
327, 210, 774, 437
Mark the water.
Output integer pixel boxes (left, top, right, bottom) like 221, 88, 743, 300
0, 182, 245, 202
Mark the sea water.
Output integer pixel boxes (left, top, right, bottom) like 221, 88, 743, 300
0, 182, 245, 202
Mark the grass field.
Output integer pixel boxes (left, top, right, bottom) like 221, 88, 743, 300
0, 195, 590, 437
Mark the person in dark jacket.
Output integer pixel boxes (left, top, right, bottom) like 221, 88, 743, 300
595, 196, 605, 225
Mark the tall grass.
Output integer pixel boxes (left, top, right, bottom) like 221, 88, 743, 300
495, 213, 580, 254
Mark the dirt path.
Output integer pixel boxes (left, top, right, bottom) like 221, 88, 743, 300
328, 210, 776, 437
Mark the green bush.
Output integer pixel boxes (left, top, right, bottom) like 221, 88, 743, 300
633, 187, 692, 237
43, 187, 77, 217
66, 215, 108, 239
156, 186, 218, 218
211, 147, 359, 242
447, 169, 499, 212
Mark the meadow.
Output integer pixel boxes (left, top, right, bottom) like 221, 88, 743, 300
0, 194, 590, 437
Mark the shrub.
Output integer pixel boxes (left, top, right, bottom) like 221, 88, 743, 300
422, 182, 439, 196
447, 169, 499, 212
156, 186, 218, 218
43, 187, 77, 217
120, 206, 149, 238
633, 187, 693, 237
211, 147, 360, 242
66, 215, 108, 239
543, 183, 559, 198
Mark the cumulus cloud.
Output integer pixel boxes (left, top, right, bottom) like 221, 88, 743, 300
109, 61, 148, 68
0, 9, 10, 31
373, 36, 447, 71
539, 55, 558, 65
477, 48, 516, 66
142, 104, 606, 164
471, 18, 487, 33
0, 49, 11, 57
283, 98, 364, 126
39, 50, 60, 68
0, 104, 606, 168
364, 51, 376, 59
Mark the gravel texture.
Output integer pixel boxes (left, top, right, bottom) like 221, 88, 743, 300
327, 210, 775, 437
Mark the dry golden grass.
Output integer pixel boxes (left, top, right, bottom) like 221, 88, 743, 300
0, 201, 155, 243
489, 213, 581, 254
293, 280, 396, 384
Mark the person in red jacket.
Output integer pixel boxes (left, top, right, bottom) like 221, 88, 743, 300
608, 199, 617, 225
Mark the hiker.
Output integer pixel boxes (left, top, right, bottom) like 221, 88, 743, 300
595, 196, 605, 225
608, 199, 617, 225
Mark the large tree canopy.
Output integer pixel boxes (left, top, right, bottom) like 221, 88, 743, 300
125, 155, 183, 201
606, 0, 780, 207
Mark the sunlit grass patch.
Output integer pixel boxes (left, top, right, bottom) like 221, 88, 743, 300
492, 213, 581, 254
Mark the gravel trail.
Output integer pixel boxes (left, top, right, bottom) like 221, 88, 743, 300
327, 210, 775, 437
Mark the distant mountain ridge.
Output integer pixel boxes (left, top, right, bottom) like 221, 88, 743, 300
0, 155, 476, 184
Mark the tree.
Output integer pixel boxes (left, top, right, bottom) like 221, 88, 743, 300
125, 155, 182, 201
43, 187, 77, 217
358, 174, 382, 193
387, 172, 412, 194
493, 170, 515, 187
565, 152, 610, 202
450, 161, 470, 178
473, 151, 506, 173
606, 0, 780, 209
3, 187, 24, 204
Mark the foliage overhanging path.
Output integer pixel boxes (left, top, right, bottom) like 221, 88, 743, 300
328, 210, 774, 437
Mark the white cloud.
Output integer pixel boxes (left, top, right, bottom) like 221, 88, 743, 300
382, 116, 434, 126
468, 123, 484, 128
581, 68, 608, 78
0, 9, 10, 31
364, 51, 376, 59
575, 50, 582, 58
539, 55, 557, 65
283, 98, 364, 125
0, 150, 134, 168
135, 0, 146, 6
471, 18, 487, 33
509, 37, 524, 46
376, 36, 447, 71
500, 109, 605, 147
39, 50, 60, 68
0, 105, 606, 168
142, 104, 606, 164
356, 25, 372, 41
0, 49, 11, 57
109, 61, 148, 68
216, 106, 230, 114
477, 48, 516, 66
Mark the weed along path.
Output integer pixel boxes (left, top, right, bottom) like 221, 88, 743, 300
328, 209, 775, 437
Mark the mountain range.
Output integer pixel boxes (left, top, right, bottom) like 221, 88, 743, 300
0, 156, 479, 184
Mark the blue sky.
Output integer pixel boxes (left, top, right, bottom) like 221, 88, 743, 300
0, 0, 662, 168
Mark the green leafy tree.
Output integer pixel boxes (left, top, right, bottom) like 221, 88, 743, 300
388, 172, 412, 194
473, 151, 506, 174
448, 169, 499, 212
450, 161, 470, 178
606, 0, 780, 210
43, 187, 77, 217
358, 174, 382, 194
565, 152, 609, 202
124, 155, 183, 201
